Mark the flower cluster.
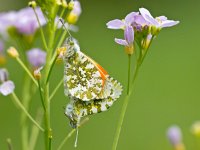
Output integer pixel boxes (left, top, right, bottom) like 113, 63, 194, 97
107, 8, 179, 55
0, 7, 46, 37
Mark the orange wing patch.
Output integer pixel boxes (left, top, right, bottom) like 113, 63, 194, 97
81, 52, 108, 86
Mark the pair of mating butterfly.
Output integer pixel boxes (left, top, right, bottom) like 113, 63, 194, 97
60, 20, 123, 129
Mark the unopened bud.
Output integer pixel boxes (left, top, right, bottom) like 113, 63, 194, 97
68, 0, 74, 10
33, 67, 43, 80
125, 45, 134, 55
191, 121, 200, 137
151, 26, 161, 36
28, 1, 37, 8
7, 47, 19, 58
0, 68, 8, 82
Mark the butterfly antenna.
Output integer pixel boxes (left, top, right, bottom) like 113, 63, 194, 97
59, 18, 72, 37
74, 127, 79, 148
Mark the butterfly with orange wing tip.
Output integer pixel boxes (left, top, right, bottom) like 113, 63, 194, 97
61, 37, 123, 128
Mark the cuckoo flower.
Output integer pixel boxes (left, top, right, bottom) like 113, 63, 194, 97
106, 12, 138, 30
0, 68, 15, 96
167, 125, 183, 147
26, 48, 46, 68
139, 8, 179, 30
0, 7, 46, 37
107, 12, 138, 54
115, 26, 134, 54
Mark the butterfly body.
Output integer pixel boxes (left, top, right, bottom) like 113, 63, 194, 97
63, 37, 122, 128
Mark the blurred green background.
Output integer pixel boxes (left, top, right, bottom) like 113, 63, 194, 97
0, 0, 200, 150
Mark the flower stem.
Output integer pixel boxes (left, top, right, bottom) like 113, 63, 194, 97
57, 117, 89, 150
112, 62, 140, 150
29, 109, 43, 150
6, 138, 13, 150
21, 75, 31, 150
38, 79, 46, 110
49, 78, 63, 101
46, 54, 58, 84
16, 57, 38, 87
11, 93, 44, 132
127, 54, 131, 95
32, 8, 48, 51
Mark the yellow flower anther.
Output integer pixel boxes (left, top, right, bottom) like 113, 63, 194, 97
7, 47, 19, 58
125, 45, 134, 55
28, 1, 37, 8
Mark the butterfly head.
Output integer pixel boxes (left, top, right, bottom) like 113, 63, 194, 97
63, 37, 80, 58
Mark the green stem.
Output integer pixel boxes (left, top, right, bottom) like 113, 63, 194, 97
11, 93, 44, 132
29, 109, 43, 150
38, 79, 46, 110
16, 57, 38, 87
21, 75, 31, 150
6, 138, 13, 150
127, 54, 131, 95
32, 8, 48, 51
112, 62, 140, 150
57, 117, 89, 150
46, 54, 58, 84
49, 78, 63, 101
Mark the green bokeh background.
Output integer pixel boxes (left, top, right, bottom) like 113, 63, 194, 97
0, 0, 200, 150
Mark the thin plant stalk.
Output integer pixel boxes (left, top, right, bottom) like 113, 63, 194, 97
29, 109, 43, 150
11, 93, 44, 132
16, 57, 38, 87
21, 76, 31, 150
49, 78, 63, 101
57, 118, 89, 150
127, 54, 131, 95
32, 7, 48, 51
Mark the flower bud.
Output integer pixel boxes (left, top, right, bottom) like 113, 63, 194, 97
7, 47, 19, 58
167, 125, 185, 150
33, 67, 43, 80
28, 1, 37, 8
0, 68, 9, 82
67, 1, 82, 24
68, 0, 74, 10
151, 26, 161, 36
125, 45, 134, 55
191, 121, 200, 137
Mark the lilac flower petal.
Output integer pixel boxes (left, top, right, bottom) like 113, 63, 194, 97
71, 1, 82, 16
124, 12, 138, 25
0, 80, 15, 96
134, 15, 150, 26
106, 19, 124, 29
26, 48, 46, 67
139, 8, 159, 26
124, 26, 134, 45
156, 16, 168, 21
0, 68, 9, 82
167, 125, 182, 146
161, 20, 180, 28
115, 38, 128, 46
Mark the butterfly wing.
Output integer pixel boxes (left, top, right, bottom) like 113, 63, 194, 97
64, 51, 107, 101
